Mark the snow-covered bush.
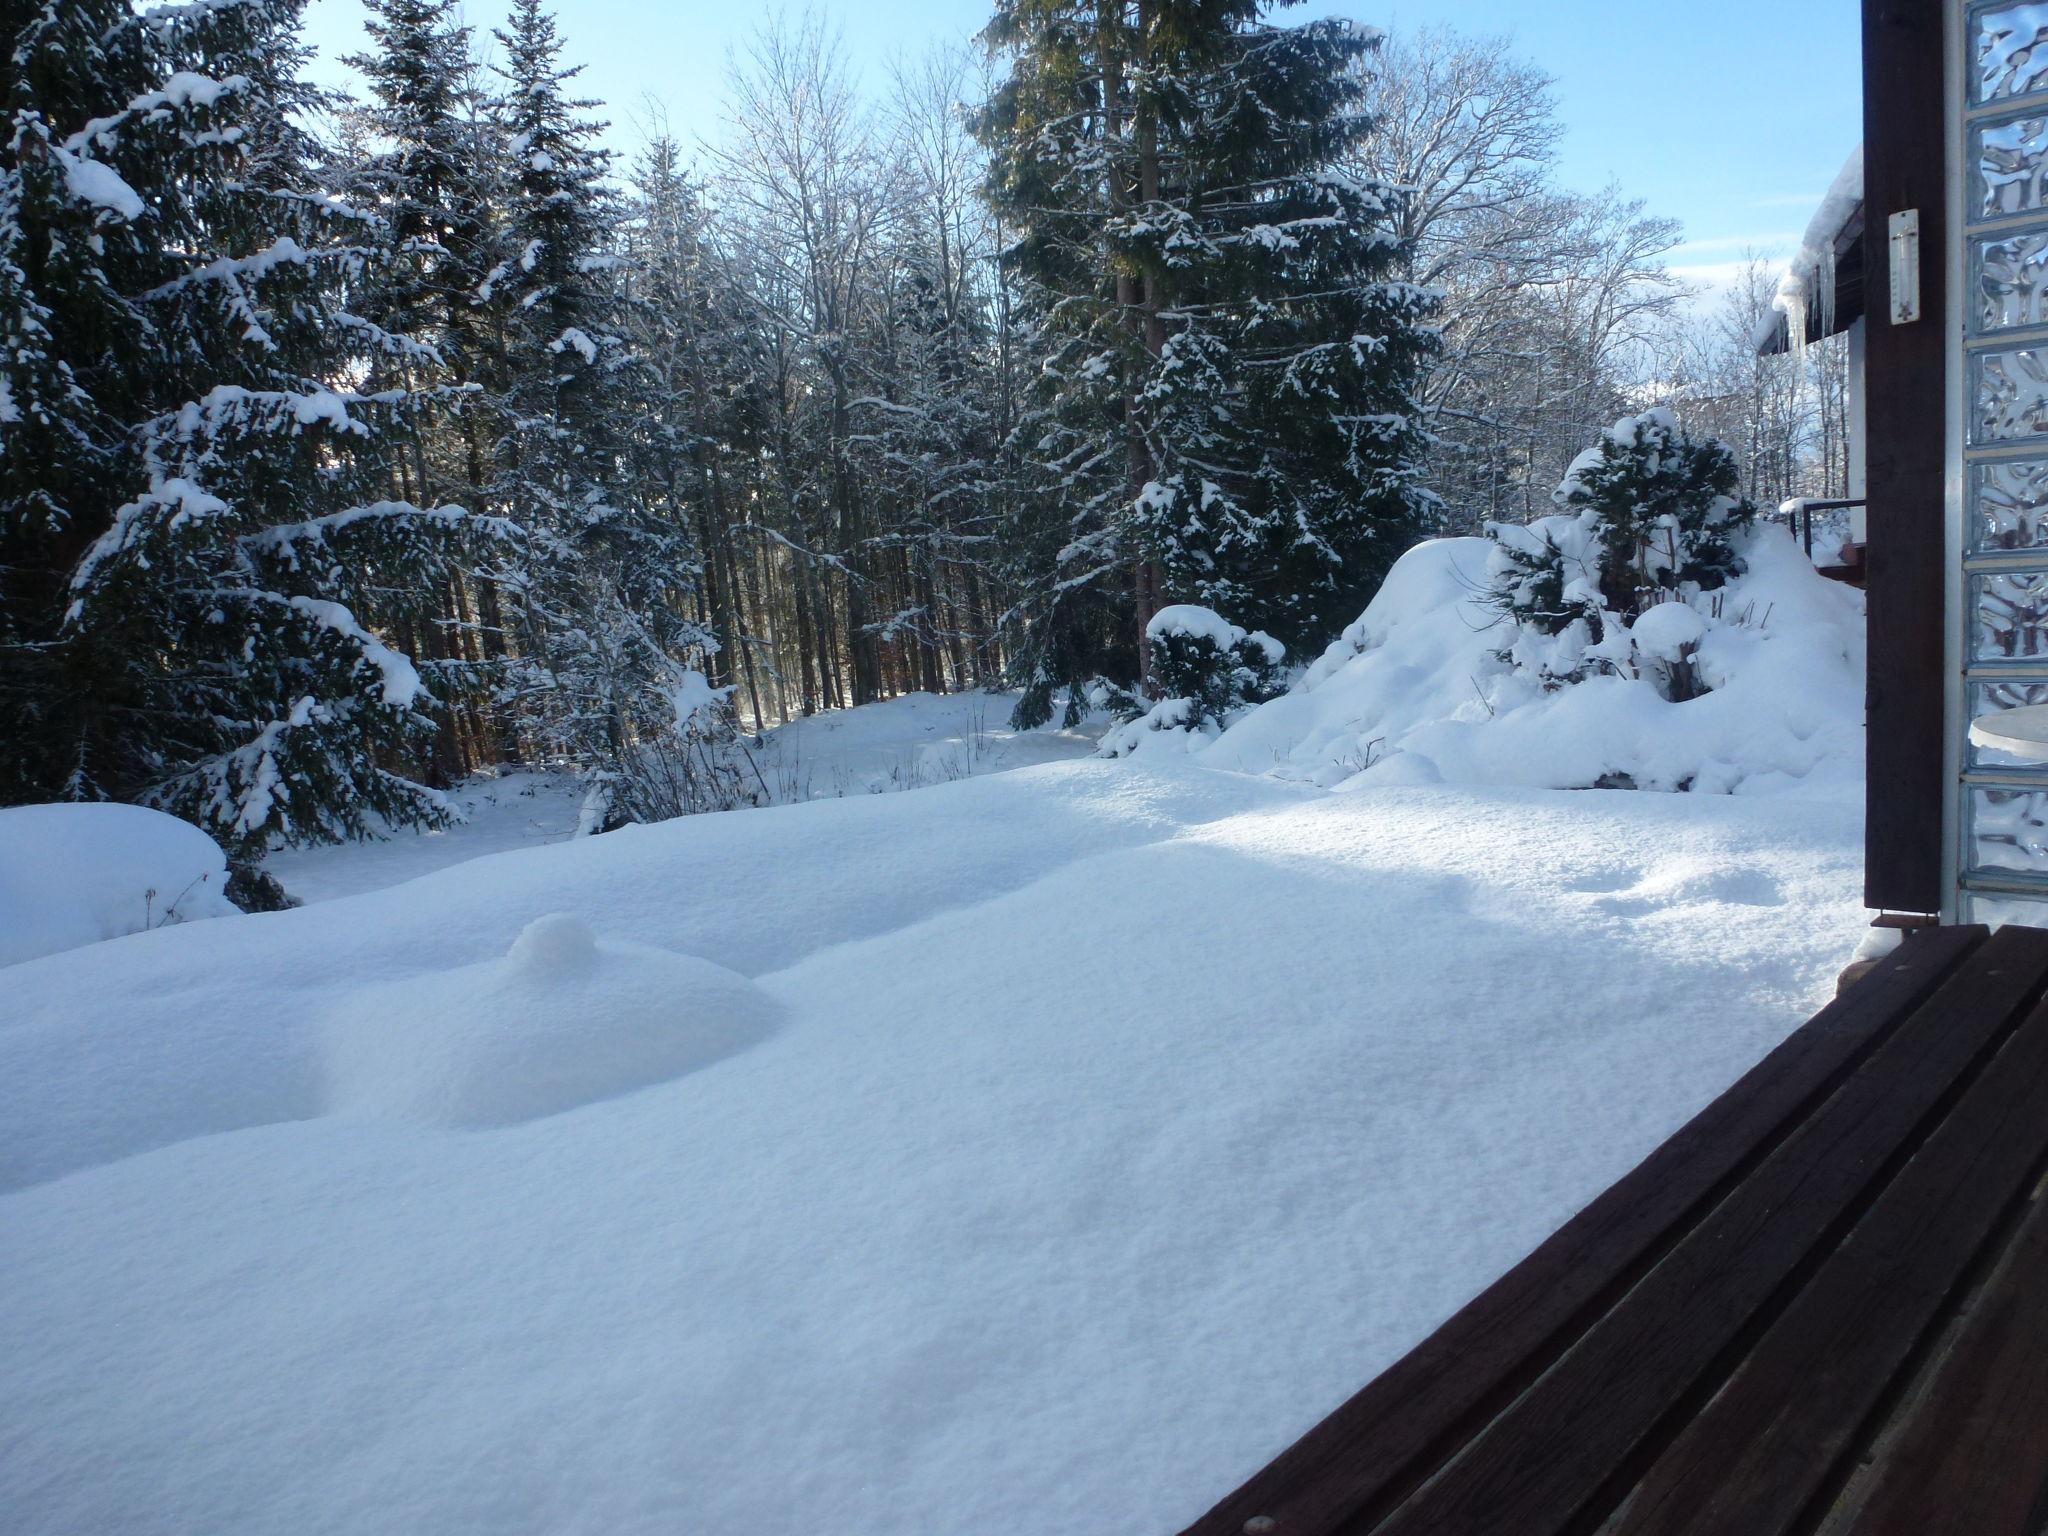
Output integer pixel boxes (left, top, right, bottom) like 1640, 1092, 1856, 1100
1486, 408, 1757, 699
573, 667, 763, 833
0, 803, 242, 968
1100, 606, 1286, 756
1202, 526, 1864, 796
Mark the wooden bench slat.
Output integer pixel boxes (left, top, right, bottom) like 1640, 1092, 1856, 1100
1175, 924, 1988, 1536
1610, 987, 2048, 1535
1361, 923, 2048, 1536
1845, 1182, 2048, 1536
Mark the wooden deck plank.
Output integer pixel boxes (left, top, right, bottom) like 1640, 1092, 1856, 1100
1846, 1182, 2048, 1535
1361, 923, 2048, 1536
1609, 986, 2048, 1535
1176, 924, 1989, 1536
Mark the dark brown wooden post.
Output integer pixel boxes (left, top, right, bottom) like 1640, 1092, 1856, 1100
1860, 0, 1948, 915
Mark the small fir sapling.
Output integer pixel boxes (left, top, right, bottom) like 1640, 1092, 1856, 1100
1102, 605, 1286, 754
1144, 606, 1288, 725
1485, 408, 1756, 698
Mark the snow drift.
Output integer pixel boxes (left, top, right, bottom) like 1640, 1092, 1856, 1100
0, 802, 240, 967
324, 913, 781, 1128
1200, 524, 1865, 798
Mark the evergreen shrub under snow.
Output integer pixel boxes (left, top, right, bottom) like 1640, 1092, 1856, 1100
1484, 408, 1758, 701
1099, 606, 1286, 756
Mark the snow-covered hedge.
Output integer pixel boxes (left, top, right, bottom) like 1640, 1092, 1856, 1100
1199, 523, 1864, 796
0, 804, 241, 967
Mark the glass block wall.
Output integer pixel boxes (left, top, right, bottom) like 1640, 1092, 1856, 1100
1962, 2, 2048, 923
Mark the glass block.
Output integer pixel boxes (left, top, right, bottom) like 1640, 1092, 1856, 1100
1972, 568, 2048, 661
1970, 785, 2048, 874
1971, 677, 2048, 766
1970, 347, 2048, 443
1963, 890, 2048, 928
1972, 457, 2048, 550
1974, 114, 2048, 220
1977, 228, 2048, 331
1978, 3, 2048, 102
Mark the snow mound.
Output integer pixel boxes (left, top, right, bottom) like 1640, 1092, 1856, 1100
0, 803, 240, 968
1200, 524, 1865, 797
324, 913, 780, 1128
1629, 600, 1708, 662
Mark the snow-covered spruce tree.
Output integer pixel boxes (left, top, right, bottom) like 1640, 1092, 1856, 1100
489, 0, 727, 822
340, 0, 515, 771
0, 0, 486, 873
1487, 407, 1756, 699
622, 136, 759, 713
977, 0, 1435, 722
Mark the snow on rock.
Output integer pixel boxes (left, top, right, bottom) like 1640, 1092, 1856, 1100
324, 913, 780, 1129
0, 803, 240, 968
1202, 523, 1865, 797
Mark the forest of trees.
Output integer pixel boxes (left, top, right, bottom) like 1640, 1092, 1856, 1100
0, 0, 1856, 878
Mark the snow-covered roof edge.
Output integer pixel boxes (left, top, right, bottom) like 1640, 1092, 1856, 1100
1753, 145, 1865, 355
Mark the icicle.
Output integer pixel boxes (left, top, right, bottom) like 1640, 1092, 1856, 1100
1777, 269, 1811, 361
1814, 237, 1837, 353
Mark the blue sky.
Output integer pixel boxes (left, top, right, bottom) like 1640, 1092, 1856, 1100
301, 0, 1862, 299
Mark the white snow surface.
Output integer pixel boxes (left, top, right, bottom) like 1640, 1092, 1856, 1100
260, 693, 1106, 908
262, 770, 586, 905
0, 803, 239, 967
1202, 524, 1865, 797
325, 913, 780, 1129
0, 752, 1864, 1536
752, 687, 1107, 801
2, 545, 1872, 1534
51, 144, 145, 220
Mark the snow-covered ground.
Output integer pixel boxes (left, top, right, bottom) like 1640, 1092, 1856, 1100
263, 770, 587, 905
754, 686, 1109, 801
262, 691, 1106, 906
1, 758, 1863, 1536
